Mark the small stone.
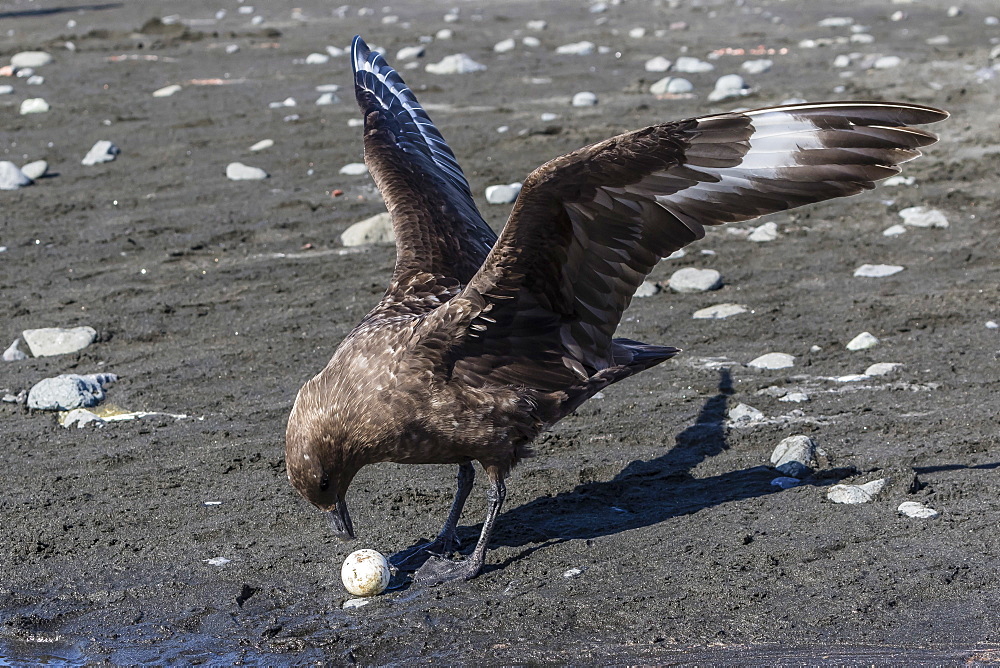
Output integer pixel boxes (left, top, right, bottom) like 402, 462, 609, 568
634, 281, 659, 298
341, 212, 394, 246
268, 97, 296, 108
22, 326, 97, 357
226, 162, 268, 180
748, 352, 795, 370
338, 162, 368, 176
708, 74, 750, 102
152, 84, 182, 98
20, 160, 48, 180
205, 557, 231, 566
864, 362, 902, 376
0, 85, 12, 95
82, 141, 120, 166
226, 44, 240, 54
898, 501, 939, 519
425, 54, 487, 74
926, 35, 950, 46
26, 75, 44, 85
832, 54, 852, 68
946, 6, 961, 18
27, 373, 117, 411
729, 403, 763, 422
571, 91, 598, 107
692, 303, 747, 319
19, 98, 50, 115
899, 206, 949, 229
563, 567, 584, 578
343, 598, 370, 609
779, 391, 809, 403
771, 476, 801, 489
555, 41, 595, 56
527, 20, 548, 30
846, 331, 879, 351
741, 59, 773, 74
0, 161, 32, 190
770, 434, 817, 477
62, 408, 106, 428
986, 321, 998, 330
854, 264, 904, 278
397, 45, 425, 61
11, 51, 53, 69
674, 56, 714, 73
305, 52, 330, 65
668, 267, 722, 293
316, 92, 338, 106
818, 16, 854, 27
249, 139, 274, 152
522, 37, 541, 48
644, 56, 672, 72
747, 221, 779, 242
435, 28, 454, 40
650, 77, 693, 95
872, 55, 902, 69
3, 338, 28, 361
485, 183, 522, 204
494, 38, 516, 53
540, 112, 559, 122
883, 224, 907, 237
827, 478, 887, 504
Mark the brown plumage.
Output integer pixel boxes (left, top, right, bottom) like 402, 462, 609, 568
285, 35, 947, 584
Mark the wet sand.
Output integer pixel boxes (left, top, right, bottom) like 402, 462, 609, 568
2, 0, 999, 663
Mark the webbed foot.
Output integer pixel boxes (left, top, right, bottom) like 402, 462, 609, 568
390, 532, 461, 572
414, 554, 479, 585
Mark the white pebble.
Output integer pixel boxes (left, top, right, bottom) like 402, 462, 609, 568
555, 41, 595, 56
899, 206, 948, 228
494, 38, 516, 53
19, 98, 50, 115
827, 478, 886, 504
226, 44, 240, 54
226, 162, 268, 180
425, 54, 487, 74
846, 331, 879, 351
485, 182, 523, 204
873, 55, 902, 69
205, 556, 231, 566
11, 51, 53, 68
741, 59, 773, 74
81, 140, 120, 166
435, 28, 454, 40
926, 35, 950, 46
628, 27, 646, 39
563, 567, 584, 578
339, 162, 368, 176
747, 221, 779, 242
316, 92, 338, 105
341, 212, 394, 246
668, 267, 722, 293
268, 97, 296, 108
832, 54, 852, 68
883, 175, 915, 187
883, 224, 907, 237
3, 338, 28, 361
748, 352, 795, 370
305, 53, 330, 65
947, 6, 961, 17
818, 16, 854, 27
396, 45, 425, 61
634, 281, 659, 298
650, 77, 693, 95
986, 321, 999, 330
0, 85, 12, 95
238, 5, 254, 14
26, 75, 44, 85
250, 139, 274, 152
527, 20, 548, 30
898, 501, 939, 518
343, 598, 370, 609
674, 56, 714, 73
708, 74, 750, 102
864, 362, 902, 376
729, 403, 763, 422
854, 264, 904, 278
0, 161, 32, 190
152, 84, 182, 98
692, 303, 747, 319
522, 36, 541, 48
644, 56, 672, 72
779, 392, 810, 403
850, 34, 874, 44
22, 326, 97, 357
572, 91, 598, 106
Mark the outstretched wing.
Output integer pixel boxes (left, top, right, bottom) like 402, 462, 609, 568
440, 102, 947, 390
351, 36, 497, 311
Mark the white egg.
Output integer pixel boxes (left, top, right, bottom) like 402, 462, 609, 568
341, 549, 390, 597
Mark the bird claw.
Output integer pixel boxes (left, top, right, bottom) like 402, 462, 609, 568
414, 554, 477, 585
390, 533, 461, 572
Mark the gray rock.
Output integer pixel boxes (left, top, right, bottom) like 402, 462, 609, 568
692, 303, 747, 319
82, 141, 120, 166
668, 267, 722, 293
341, 212, 394, 246
708, 74, 751, 102
674, 56, 714, 73
729, 403, 763, 422
634, 280, 659, 298
22, 326, 97, 357
650, 77, 693, 95
28, 373, 117, 411
748, 221, 779, 242
827, 478, 887, 504
62, 408, 107, 428
20, 160, 48, 180
226, 162, 268, 180
748, 352, 795, 370
19, 98, 49, 115
11, 51, 53, 68
425, 54, 487, 74
485, 183, 522, 204
770, 434, 817, 478
854, 263, 904, 278
572, 91, 598, 107
898, 501, 939, 519
846, 331, 879, 351
778, 391, 809, 403
3, 338, 28, 361
865, 362, 902, 376
0, 161, 32, 190
899, 206, 949, 228
338, 162, 368, 176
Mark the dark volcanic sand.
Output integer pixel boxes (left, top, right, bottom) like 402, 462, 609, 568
2, 0, 1000, 664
